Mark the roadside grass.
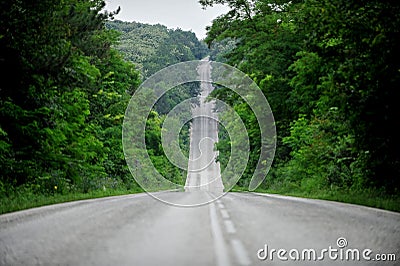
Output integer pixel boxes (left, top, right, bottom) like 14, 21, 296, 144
2, 184, 399, 215
231, 185, 400, 213
0, 187, 144, 215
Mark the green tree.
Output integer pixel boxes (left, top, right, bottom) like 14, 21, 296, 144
202, 0, 400, 195
0, 0, 141, 196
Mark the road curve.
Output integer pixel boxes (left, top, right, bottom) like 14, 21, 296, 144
0, 191, 399, 266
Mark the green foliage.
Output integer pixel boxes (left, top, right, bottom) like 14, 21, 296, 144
208, 38, 236, 62
281, 111, 356, 190
203, 0, 400, 199
0, 0, 142, 202
287, 0, 400, 193
106, 20, 209, 78
0, 185, 143, 215
146, 135, 186, 186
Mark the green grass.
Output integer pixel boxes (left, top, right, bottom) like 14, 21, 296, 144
230, 185, 400, 213
0, 187, 144, 215
2, 184, 399, 215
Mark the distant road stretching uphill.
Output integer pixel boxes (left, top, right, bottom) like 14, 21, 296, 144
0, 59, 399, 266
185, 58, 224, 194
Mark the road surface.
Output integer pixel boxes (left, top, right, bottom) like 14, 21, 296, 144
185, 58, 224, 194
1, 192, 399, 265
1, 59, 399, 265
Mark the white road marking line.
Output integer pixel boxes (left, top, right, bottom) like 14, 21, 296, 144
220, 209, 230, 219
209, 202, 231, 266
224, 219, 236, 234
231, 239, 252, 266
218, 203, 225, 209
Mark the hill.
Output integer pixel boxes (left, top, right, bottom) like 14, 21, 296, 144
106, 20, 209, 78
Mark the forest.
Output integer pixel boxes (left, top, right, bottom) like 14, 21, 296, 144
0, 0, 205, 213
1, 0, 399, 213
106, 20, 209, 78
202, 0, 400, 209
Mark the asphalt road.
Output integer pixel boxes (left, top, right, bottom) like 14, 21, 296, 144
1, 192, 399, 265
185, 58, 223, 194
1, 59, 399, 265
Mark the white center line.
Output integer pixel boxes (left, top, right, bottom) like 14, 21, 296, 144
231, 239, 252, 266
209, 202, 231, 266
220, 209, 230, 219
224, 219, 236, 234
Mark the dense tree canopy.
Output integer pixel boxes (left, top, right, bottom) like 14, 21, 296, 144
202, 0, 400, 194
0, 0, 142, 195
106, 20, 209, 78
0, 0, 209, 201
